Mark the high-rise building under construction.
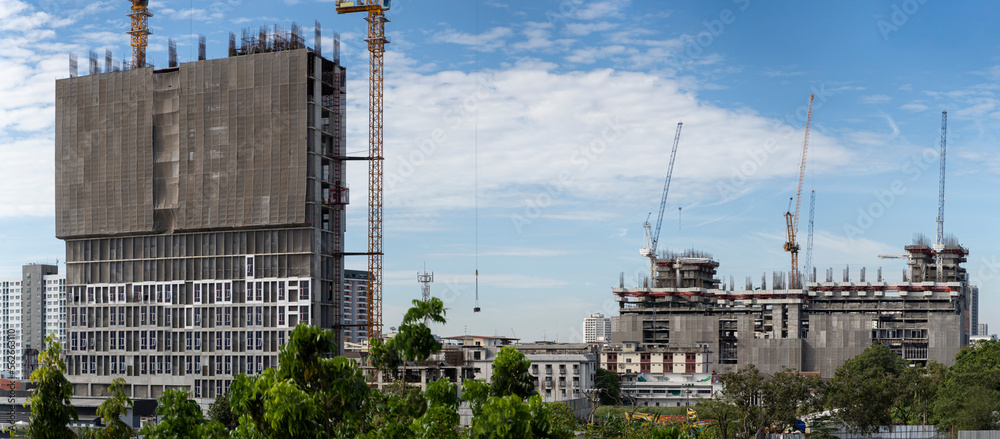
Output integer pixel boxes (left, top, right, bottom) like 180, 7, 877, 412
54, 30, 350, 403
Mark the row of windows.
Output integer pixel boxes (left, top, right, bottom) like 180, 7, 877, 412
71, 305, 310, 329
78, 280, 311, 306
68, 353, 279, 378
70, 330, 289, 353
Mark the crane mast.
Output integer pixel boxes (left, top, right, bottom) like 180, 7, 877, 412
785, 94, 814, 289
937, 110, 947, 246
641, 122, 682, 261
337, 0, 390, 339
128, 0, 152, 68
804, 189, 815, 284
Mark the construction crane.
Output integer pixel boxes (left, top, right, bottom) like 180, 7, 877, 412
784, 94, 814, 290
804, 189, 815, 284
128, 0, 152, 68
937, 110, 947, 246
337, 0, 391, 339
640, 122, 682, 261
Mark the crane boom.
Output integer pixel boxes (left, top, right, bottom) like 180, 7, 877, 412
337, 0, 390, 340
128, 0, 152, 68
937, 110, 947, 246
785, 94, 814, 289
641, 122, 682, 259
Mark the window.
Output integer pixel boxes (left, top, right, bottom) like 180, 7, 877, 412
216, 332, 222, 350
186, 333, 192, 350
164, 308, 171, 326
186, 356, 192, 374
194, 309, 201, 327
278, 284, 285, 301
255, 331, 262, 350
165, 285, 172, 303
278, 307, 285, 326
300, 306, 309, 324
224, 332, 231, 350
225, 284, 232, 302
141, 356, 147, 374
195, 333, 201, 351
156, 285, 163, 303
194, 356, 201, 375
151, 307, 157, 325
216, 308, 222, 326
157, 356, 163, 374
216, 357, 222, 374
224, 307, 231, 326
165, 357, 172, 374
119, 356, 125, 375
225, 356, 232, 374
141, 307, 147, 325
111, 357, 118, 374
255, 306, 262, 326
141, 331, 148, 350
118, 307, 124, 325
151, 332, 157, 349
109, 332, 116, 350
194, 284, 201, 304
70, 309, 77, 326
300, 281, 309, 300
119, 332, 125, 349
640, 363, 651, 373
215, 283, 222, 302
685, 364, 696, 373
71, 333, 78, 351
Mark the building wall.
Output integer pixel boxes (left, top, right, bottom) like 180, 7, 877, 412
342, 270, 369, 344
55, 47, 348, 405
0, 267, 67, 380
583, 313, 611, 343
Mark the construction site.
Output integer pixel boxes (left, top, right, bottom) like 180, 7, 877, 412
611, 100, 975, 379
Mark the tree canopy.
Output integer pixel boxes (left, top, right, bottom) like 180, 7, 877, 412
26, 333, 78, 439
931, 339, 1000, 430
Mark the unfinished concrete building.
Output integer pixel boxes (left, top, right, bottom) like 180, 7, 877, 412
611, 242, 972, 378
55, 28, 350, 404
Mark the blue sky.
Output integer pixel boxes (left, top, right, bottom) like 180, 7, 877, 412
1, 0, 999, 342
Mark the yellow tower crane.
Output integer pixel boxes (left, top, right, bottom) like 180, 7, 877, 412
337, 0, 390, 339
128, 0, 152, 68
784, 94, 814, 289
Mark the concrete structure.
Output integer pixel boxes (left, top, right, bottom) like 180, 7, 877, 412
612, 241, 972, 378
0, 265, 67, 380
978, 323, 989, 337
55, 30, 349, 404
583, 313, 611, 343
342, 270, 369, 344
970, 286, 979, 335
364, 344, 476, 393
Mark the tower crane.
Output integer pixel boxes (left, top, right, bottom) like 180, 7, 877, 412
784, 94, 814, 290
640, 122, 683, 261
128, 0, 152, 68
337, 0, 390, 339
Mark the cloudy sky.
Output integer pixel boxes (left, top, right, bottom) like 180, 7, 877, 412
2, 0, 999, 342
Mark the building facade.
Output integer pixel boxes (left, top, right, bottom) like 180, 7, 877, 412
583, 313, 611, 343
0, 265, 67, 380
55, 34, 349, 404
600, 342, 716, 407
342, 270, 369, 344
518, 343, 597, 403
612, 242, 972, 378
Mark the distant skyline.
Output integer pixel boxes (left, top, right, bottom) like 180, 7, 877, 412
1, 1, 998, 342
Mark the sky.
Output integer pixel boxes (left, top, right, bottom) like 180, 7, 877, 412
1, 0, 999, 343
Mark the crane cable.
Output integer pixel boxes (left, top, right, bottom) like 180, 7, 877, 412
473, 0, 481, 313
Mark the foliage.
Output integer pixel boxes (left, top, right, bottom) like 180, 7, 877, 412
716, 365, 822, 438
931, 339, 1000, 430
695, 400, 741, 439
230, 324, 369, 438
411, 379, 461, 439
490, 347, 535, 400
26, 333, 78, 439
207, 392, 238, 430
96, 377, 134, 439
469, 394, 571, 439
548, 402, 578, 433
595, 368, 622, 406
825, 344, 908, 435
371, 298, 447, 389
138, 388, 226, 439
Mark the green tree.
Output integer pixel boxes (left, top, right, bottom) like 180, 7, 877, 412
206, 392, 237, 430
490, 346, 534, 400
717, 365, 821, 438
96, 377, 134, 439
138, 388, 226, 439
594, 369, 621, 406
229, 324, 369, 438
410, 378, 460, 439
931, 339, 1000, 430
826, 344, 908, 435
547, 402, 578, 434
694, 399, 741, 439
26, 333, 78, 439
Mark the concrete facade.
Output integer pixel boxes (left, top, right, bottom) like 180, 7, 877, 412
55, 40, 349, 404
612, 244, 972, 379
342, 270, 369, 344
518, 343, 597, 403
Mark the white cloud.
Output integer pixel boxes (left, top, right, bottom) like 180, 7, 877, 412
430, 26, 512, 52
901, 102, 928, 112
861, 94, 891, 104
564, 21, 617, 36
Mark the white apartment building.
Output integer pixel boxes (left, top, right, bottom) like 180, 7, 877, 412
519, 343, 597, 403
583, 313, 611, 343
1, 264, 67, 380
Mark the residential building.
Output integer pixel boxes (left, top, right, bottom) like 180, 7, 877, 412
583, 313, 611, 343
978, 323, 989, 337
0, 264, 67, 380
600, 342, 717, 407
55, 29, 349, 404
518, 342, 597, 403
342, 270, 369, 344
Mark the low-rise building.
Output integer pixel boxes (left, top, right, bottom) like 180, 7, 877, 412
518, 342, 597, 402
601, 342, 717, 407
